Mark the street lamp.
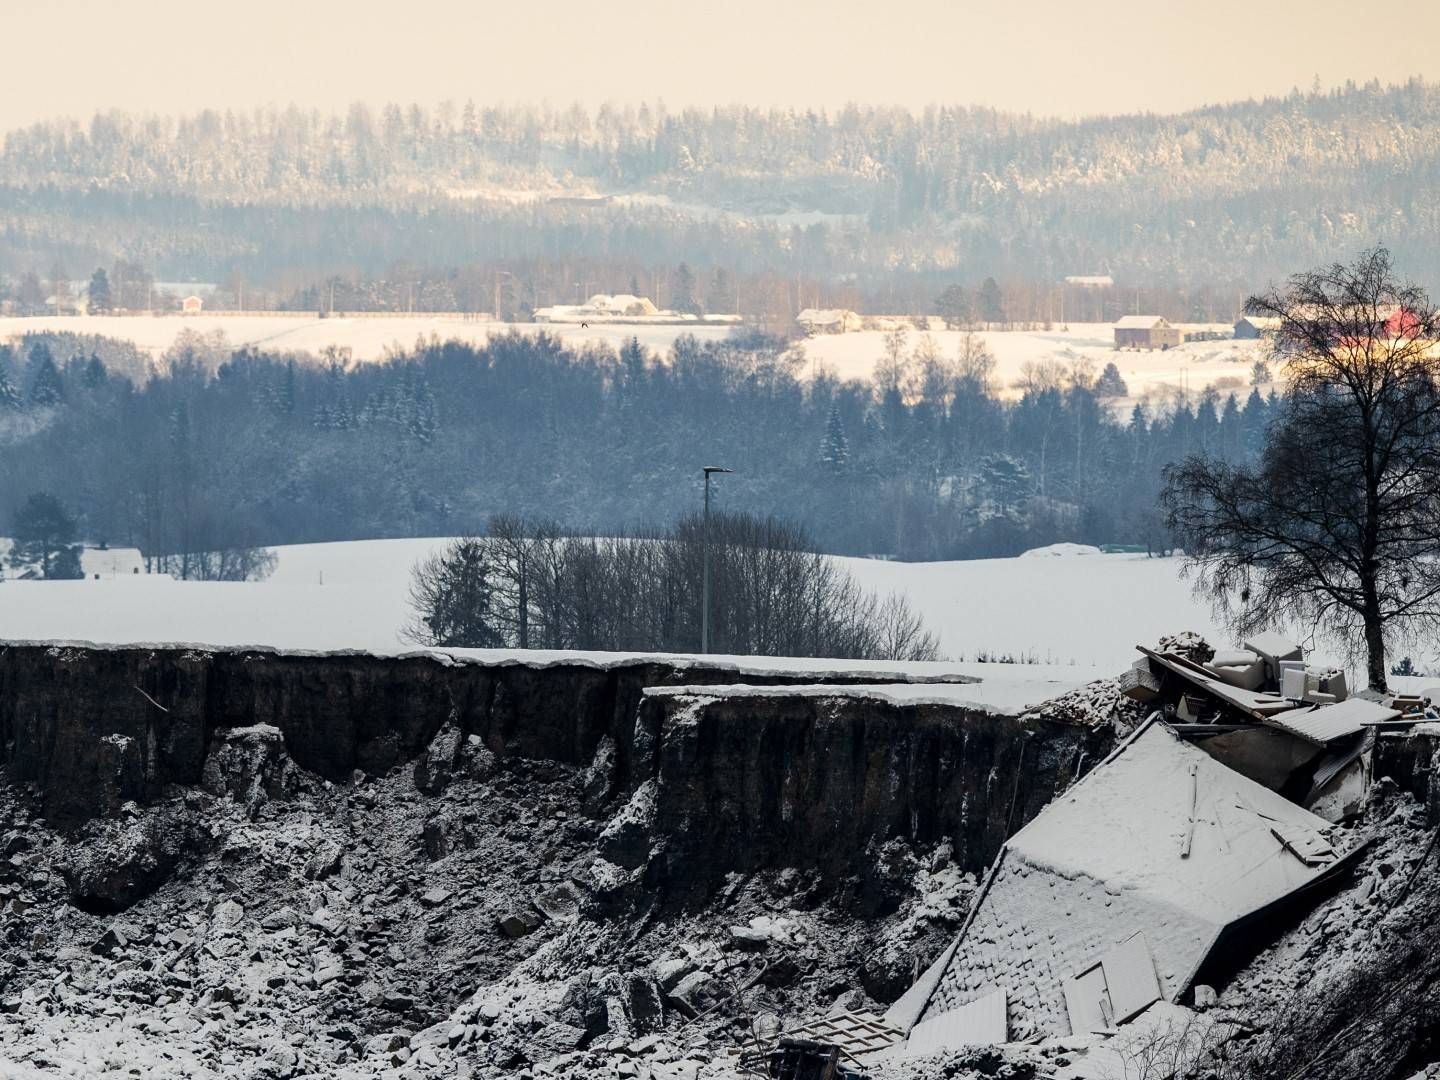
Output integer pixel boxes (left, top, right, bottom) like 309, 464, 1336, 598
701, 465, 733, 654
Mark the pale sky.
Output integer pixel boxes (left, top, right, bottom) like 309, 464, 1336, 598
2, 0, 1439, 131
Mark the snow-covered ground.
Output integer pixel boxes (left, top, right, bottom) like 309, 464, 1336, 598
799, 323, 1266, 401
0, 313, 739, 367
0, 537, 1239, 675
1, 315, 1266, 402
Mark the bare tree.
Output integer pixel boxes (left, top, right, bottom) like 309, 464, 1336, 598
416, 512, 942, 661
1162, 246, 1440, 690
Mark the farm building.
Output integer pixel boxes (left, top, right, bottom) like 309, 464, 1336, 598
534, 294, 664, 323
181, 295, 204, 314
1114, 315, 1181, 349
1234, 315, 1281, 339
797, 308, 863, 335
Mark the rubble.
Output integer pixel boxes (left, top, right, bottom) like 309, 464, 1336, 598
3, 638, 1440, 1079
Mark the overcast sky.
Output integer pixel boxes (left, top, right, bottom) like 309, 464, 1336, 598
2, 0, 1439, 131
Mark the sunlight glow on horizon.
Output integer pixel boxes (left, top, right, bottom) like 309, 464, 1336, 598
2, 0, 1439, 132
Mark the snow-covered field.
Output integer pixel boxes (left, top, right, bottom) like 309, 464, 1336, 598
0, 538, 1257, 683
799, 323, 1266, 401
1, 315, 1265, 401
0, 313, 737, 366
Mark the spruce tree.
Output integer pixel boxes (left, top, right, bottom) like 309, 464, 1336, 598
10, 492, 82, 579
820, 404, 850, 473
0, 354, 21, 410
27, 344, 64, 407
87, 268, 113, 313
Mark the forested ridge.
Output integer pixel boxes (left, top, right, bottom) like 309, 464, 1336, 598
0, 328, 1270, 563
2, 81, 1439, 289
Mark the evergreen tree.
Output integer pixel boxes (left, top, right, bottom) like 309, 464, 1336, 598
706, 268, 733, 314
979, 277, 1006, 326
935, 284, 972, 328
820, 404, 850, 473
10, 492, 82, 579
1093, 362, 1129, 398
87, 268, 113, 313
673, 262, 700, 315
27, 343, 64, 407
980, 454, 1030, 516
82, 354, 107, 390
405, 537, 503, 647
0, 350, 21, 410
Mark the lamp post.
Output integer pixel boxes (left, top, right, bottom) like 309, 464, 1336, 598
701, 465, 732, 653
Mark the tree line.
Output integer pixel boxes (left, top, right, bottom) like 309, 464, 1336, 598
5, 82, 1440, 292
406, 513, 939, 660
0, 323, 1279, 569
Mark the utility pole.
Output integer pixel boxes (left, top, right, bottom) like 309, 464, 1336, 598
701, 465, 733, 654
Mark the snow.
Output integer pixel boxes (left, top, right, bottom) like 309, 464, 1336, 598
798, 323, 1268, 402
644, 668, 1099, 716
0, 314, 737, 366
0, 538, 1242, 676
1011, 721, 1341, 925
0, 316, 1268, 402
1019, 542, 1104, 558
920, 720, 1354, 1040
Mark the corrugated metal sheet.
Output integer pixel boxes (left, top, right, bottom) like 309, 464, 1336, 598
1309, 737, 1369, 797
1103, 933, 1162, 1023
1266, 698, 1398, 747
906, 987, 1007, 1055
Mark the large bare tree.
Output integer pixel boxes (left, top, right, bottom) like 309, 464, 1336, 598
1163, 246, 1440, 690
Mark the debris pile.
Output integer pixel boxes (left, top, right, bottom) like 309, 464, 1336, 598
4, 638, 1440, 1080
0, 714, 975, 1080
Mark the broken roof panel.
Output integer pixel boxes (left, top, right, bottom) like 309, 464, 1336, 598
903, 988, 1007, 1058
1102, 934, 1163, 1024
912, 720, 1351, 1042
1265, 697, 1399, 747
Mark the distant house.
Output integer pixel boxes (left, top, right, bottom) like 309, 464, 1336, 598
181, 295, 204, 314
1114, 315, 1181, 350
1064, 275, 1114, 288
533, 293, 668, 323
797, 308, 863, 335
1233, 315, 1281, 340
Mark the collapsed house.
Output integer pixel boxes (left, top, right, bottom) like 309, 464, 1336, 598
863, 632, 1417, 1063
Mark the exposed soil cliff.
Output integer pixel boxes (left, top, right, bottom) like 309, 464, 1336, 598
0, 642, 1120, 1079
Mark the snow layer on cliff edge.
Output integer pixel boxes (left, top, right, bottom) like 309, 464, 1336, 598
643, 673, 1098, 716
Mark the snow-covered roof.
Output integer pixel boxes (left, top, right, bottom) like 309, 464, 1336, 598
1065, 275, 1114, 287
796, 308, 859, 325
1114, 315, 1168, 329
913, 719, 1352, 1040
586, 293, 658, 315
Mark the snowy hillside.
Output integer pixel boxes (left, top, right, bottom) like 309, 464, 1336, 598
0, 315, 1266, 401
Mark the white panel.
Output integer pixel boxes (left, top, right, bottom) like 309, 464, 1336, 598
1102, 933, 1162, 1023
1063, 964, 1112, 1035
905, 987, 1007, 1056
